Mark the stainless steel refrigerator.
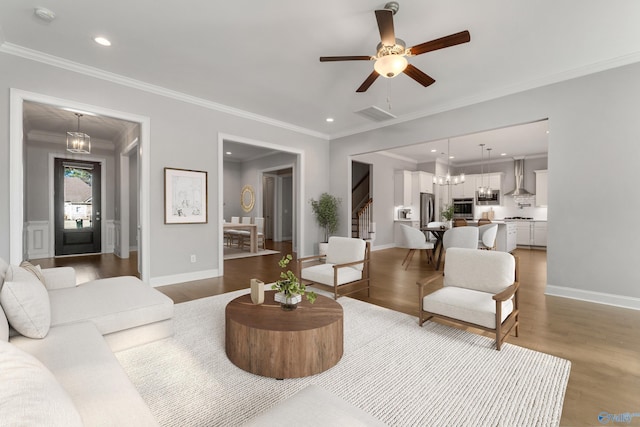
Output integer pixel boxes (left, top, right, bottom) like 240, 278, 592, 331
420, 192, 435, 229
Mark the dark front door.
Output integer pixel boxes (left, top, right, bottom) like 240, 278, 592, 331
54, 158, 102, 256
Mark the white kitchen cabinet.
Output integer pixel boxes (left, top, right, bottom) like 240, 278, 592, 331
535, 170, 548, 207
394, 170, 412, 206
516, 221, 532, 246
412, 171, 433, 194
495, 221, 517, 253
450, 173, 476, 199
515, 220, 547, 247
533, 221, 547, 246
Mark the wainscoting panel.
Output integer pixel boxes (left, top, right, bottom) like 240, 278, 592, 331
26, 221, 50, 260
106, 220, 115, 254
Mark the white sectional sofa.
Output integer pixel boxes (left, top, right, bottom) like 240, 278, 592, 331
0, 258, 174, 426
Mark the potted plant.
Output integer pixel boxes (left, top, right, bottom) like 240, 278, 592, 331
271, 254, 316, 310
441, 204, 454, 228
310, 193, 341, 255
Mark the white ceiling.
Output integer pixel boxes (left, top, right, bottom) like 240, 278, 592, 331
2, 1, 640, 160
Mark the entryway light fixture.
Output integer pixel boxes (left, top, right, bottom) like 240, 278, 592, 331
66, 113, 91, 154
433, 139, 465, 186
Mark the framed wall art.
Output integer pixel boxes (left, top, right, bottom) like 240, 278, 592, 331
164, 167, 208, 224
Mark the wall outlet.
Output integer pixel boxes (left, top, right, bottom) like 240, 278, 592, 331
190, 254, 196, 263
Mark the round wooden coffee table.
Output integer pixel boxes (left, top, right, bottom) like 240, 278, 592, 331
225, 290, 343, 379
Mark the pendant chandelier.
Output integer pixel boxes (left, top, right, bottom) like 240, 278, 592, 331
478, 144, 493, 196
433, 139, 465, 186
66, 113, 91, 154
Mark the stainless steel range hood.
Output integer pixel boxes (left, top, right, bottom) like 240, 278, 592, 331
504, 158, 535, 197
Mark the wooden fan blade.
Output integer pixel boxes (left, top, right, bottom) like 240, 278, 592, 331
319, 56, 372, 62
375, 9, 396, 46
403, 64, 436, 87
409, 30, 471, 56
356, 71, 380, 93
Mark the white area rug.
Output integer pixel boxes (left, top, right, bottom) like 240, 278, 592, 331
116, 290, 571, 427
223, 248, 279, 260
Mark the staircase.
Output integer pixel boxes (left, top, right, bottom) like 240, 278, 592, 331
352, 171, 373, 239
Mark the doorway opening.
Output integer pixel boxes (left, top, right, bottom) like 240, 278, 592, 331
54, 159, 102, 255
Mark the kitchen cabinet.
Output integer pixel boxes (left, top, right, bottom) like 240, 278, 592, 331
394, 171, 412, 206
515, 222, 531, 246
496, 221, 517, 253
533, 221, 547, 246
535, 170, 548, 207
396, 170, 434, 207
515, 220, 547, 247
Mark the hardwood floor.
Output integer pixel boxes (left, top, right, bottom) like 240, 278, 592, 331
35, 243, 640, 426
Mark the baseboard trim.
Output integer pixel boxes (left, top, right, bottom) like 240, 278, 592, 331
545, 284, 640, 311
371, 243, 396, 251
149, 269, 219, 288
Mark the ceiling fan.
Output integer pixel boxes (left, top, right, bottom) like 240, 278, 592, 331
319, 1, 470, 93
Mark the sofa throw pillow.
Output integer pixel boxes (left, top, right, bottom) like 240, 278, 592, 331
0, 340, 83, 426
0, 266, 51, 339
19, 261, 47, 286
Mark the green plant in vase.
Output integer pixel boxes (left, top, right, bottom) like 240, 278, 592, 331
271, 255, 316, 310
441, 204, 454, 222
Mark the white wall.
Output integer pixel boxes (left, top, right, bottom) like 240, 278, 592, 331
331, 62, 640, 307
223, 161, 243, 220
0, 53, 329, 283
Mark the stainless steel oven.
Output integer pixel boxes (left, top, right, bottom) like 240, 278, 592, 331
452, 198, 474, 219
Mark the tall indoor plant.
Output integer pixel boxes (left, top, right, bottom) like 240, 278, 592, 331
310, 193, 341, 253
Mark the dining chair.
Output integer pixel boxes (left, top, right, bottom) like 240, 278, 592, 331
244, 217, 265, 250
236, 217, 253, 248
478, 224, 498, 250
443, 226, 479, 250
477, 218, 492, 226
225, 216, 241, 246
398, 224, 434, 270
453, 218, 468, 227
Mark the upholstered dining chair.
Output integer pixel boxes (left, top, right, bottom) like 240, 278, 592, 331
453, 218, 468, 227
235, 217, 253, 248
399, 224, 434, 270
298, 236, 370, 299
225, 216, 241, 247
416, 248, 520, 350
478, 224, 498, 250
477, 218, 492, 226
442, 226, 479, 250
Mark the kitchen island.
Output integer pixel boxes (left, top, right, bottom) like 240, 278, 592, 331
467, 220, 517, 253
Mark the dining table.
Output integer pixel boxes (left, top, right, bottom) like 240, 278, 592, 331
421, 225, 449, 270
223, 223, 258, 253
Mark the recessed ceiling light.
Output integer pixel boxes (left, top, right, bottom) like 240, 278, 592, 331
501, 153, 507, 156
449, 156, 455, 159
34, 7, 56, 22
326, 118, 334, 122
225, 151, 232, 155
430, 149, 437, 153
94, 37, 111, 47
546, 130, 550, 134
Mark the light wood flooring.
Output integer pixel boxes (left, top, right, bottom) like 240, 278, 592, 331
36, 242, 640, 426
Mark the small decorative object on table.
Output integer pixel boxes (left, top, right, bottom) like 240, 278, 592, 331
250, 278, 264, 304
272, 255, 316, 311
441, 204, 454, 228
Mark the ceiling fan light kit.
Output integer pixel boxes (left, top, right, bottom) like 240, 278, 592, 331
319, 2, 470, 92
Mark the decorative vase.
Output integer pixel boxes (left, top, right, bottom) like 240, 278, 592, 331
318, 242, 329, 256
250, 278, 264, 304
447, 220, 453, 228
274, 292, 302, 311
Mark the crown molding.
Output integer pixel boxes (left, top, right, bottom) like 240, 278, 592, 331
330, 51, 640, 140
0, 42, 330, 141
374, 150, 417, 164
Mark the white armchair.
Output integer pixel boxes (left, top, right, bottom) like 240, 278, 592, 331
298, 237, 370, 299
442, 226, 479, 250
416, 248, 520, 350
399, 224, 434, 270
